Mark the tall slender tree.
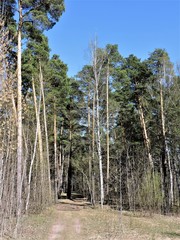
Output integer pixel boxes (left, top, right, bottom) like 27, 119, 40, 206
91, 40, 106, 208
16, 0, 23, 230
147, 49, 175, 212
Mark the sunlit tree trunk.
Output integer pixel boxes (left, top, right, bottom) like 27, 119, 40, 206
57, 124, 64, 197
54, 99, 58, 202
67, 122, 73, 199
16, 0, 23, 235
32, 79, 44, 205
160, 61, 173, 212
39, 63, 51, 203
106, 59, 110, 199
25, 77, 42, 212
92, 41, 104, 208
87, 89, 93, 201
91, 92, 96, 205
138, 98, 154, 170
25, 117, 38, 213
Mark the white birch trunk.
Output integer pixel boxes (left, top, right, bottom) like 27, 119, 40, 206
32, 79, 44, 205
39, 63, 51, 202
91, 92, 96, 205
25, 79, 41, 212
92, 41, 104, 208
160, 61, 174, 206
106, 60, 110, 197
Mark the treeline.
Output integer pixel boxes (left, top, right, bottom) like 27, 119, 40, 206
0, 0, 66, 237
0, 0, 180, 238
76, 44, 180, 215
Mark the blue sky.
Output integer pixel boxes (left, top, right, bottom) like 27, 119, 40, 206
45, 0, 180, 77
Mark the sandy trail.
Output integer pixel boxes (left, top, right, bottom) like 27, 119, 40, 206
48, 199, 90, 240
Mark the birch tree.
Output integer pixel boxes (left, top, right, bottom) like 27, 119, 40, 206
91, 41, 106, 208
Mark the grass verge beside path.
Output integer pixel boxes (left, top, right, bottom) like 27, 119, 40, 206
19, 207, 56, 240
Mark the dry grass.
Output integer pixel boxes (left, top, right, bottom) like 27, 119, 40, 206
5, 200, 180, 240
19, 207, 56, 240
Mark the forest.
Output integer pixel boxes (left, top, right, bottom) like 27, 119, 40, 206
0, 0, 180, 238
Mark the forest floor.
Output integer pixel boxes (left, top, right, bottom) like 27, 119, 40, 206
18, 197, 180, 240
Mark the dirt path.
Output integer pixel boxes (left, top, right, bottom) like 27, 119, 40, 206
48, 199, 91, 240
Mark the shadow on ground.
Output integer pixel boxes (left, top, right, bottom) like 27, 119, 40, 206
57, 192, 92, 211
60, 192, 84, 199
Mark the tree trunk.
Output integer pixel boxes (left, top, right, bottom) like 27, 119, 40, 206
67, 124, 73, 199
95, 68, 104, 208
57, 125, 64, 198
25, 117, 38, 213
26, 81, 42, 212
106, 60, 110, 199
88, 89, 92, 201
32, 79, 44, 205
92, 40, 104, 208
91, 92, 95, 205
138, 98, 154, 169
160, 61, 173, 212
54, 99, 58, 202
16, 0, 23, 235
39, 63, 51, 203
